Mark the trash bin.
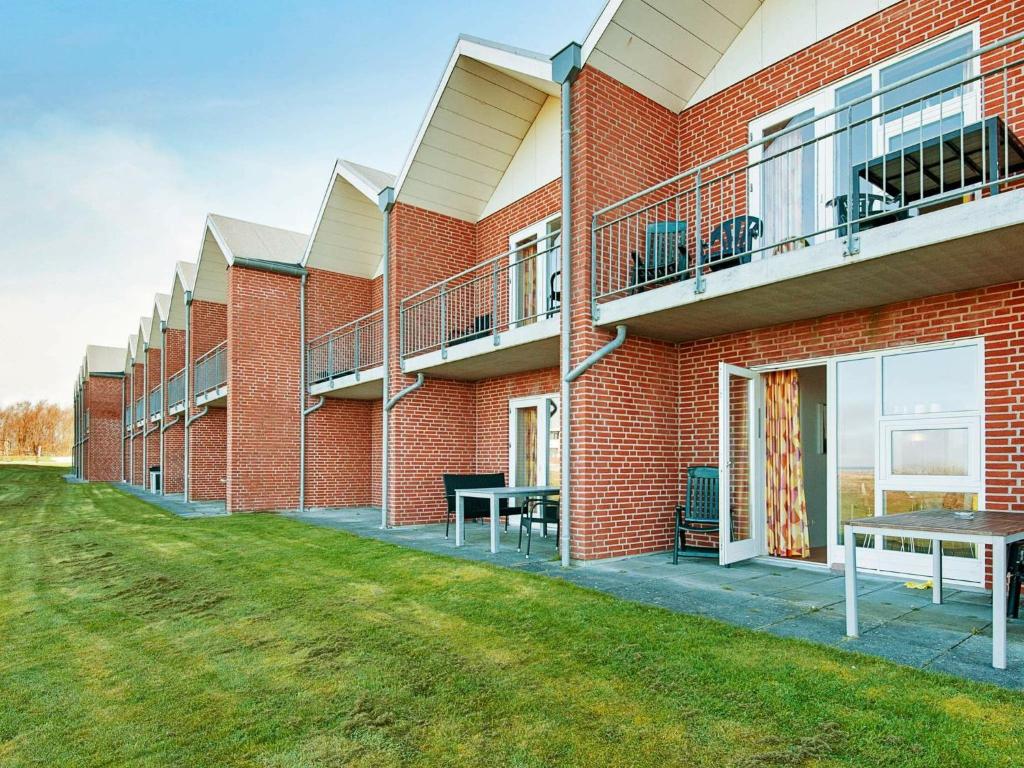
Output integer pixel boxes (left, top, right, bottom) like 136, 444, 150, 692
149, 466, 161, 493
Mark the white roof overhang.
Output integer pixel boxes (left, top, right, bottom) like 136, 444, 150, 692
394, 35, 559, 223
302, 160, 395, 279
146, 294, 171, 350
85, 345, 127, 376
167, 261, 196, 331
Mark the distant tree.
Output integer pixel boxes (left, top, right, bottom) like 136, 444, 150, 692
0, 401, 72, 457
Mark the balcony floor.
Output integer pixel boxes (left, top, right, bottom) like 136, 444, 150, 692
309, 365, 384, 400
402, 316, 560, 381
195, 386, 227, 408
596, 189, 1024, 342
285, 507, 1023, 689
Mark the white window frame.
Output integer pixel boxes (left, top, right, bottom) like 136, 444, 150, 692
879, 416, 981, 488
508, 214, 561, 328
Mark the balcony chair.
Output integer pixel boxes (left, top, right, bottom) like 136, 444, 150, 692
825, 192, 908, 232
629, 220, 687, 293
518, 497, 560, 558
1008, 541, 1024, 619
443, 472, 519, 539
547, 270, 561, 315
673, 466, 719, 564
448, 313, 493, 346
702, 216, 762, 273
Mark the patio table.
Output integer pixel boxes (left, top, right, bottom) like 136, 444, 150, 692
844, 510, 1024, 669
454, 485, 559, 554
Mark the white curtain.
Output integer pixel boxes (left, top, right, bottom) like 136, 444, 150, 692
762, 123, 805, 250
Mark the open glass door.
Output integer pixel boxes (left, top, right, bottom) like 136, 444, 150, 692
719, 363, 763, 565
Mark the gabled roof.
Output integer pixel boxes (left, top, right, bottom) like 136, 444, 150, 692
302, 159, 395, 279
167, 261, 196, 330
192, 214, 308, 304
394, 35, 559, 222
582, 0, 901, 113
125, 334, 139, 371
85, 345, 127, 376
146, 294, 172, 350
137, 317, 152, 351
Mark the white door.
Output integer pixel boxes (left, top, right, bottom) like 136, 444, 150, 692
509, 394, 560, 487
719, 363, 764, 565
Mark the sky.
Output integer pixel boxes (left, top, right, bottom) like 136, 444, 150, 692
0, 0, 602, 407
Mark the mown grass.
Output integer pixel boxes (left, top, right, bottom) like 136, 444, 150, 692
0, 464, 1021, 767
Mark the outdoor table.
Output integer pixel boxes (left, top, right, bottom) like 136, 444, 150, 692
852, 116, 1024, 207
844, 510, 1024, 670
454, 485, 559, 554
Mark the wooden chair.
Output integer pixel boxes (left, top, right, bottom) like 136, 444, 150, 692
673, 466, 719, 564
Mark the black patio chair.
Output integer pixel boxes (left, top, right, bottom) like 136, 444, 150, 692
449, 313, 492, 346
1008, 541, 1024, 619
442, 472, 517, 539
629, 220, 687, 292
547, 270, 561, 314
702, 216, 762, 272
518, 497, 560, 558
673, 466, 719, 564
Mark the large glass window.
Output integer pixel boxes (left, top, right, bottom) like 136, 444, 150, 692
890, 427, 970, 476
836, 357, 875, 544
882, 345, 978, 415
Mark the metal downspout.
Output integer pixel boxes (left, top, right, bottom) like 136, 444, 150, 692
183, 292, 192, 503
553, 42, 581, 568
298, 272, 326, 514
378, 186, 395, 530
384, 373, 423, 412
159, 323, 166, 495
566, 325, 627, 382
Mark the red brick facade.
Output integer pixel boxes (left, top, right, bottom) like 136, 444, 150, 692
82, 376, 123, 482
162, 328, 186, 494
143, 346, 160, 489
189, 300, 227, 501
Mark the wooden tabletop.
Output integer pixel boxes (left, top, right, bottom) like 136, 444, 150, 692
847, 509, 1024, 537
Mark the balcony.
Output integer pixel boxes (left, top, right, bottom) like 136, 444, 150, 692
124, 406, 131, 435
399, 230, 561, 380
134, 396, 144, 428
194, 341, 227, 407
166, 368, 186, 415
307, 310, 383, 400
591, 33, 1024, 342
148, 386, 162, 422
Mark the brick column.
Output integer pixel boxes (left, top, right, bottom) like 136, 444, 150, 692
189, 300, 227, 501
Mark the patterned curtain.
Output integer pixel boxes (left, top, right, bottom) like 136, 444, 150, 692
765, 370, 810, 558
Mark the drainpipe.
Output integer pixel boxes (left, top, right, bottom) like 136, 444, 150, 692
183, 291, 192, 502
553, 42, 581, 568
298, 270, 326, 514
384, 373, 424, 412
566, 325, 627, 382
378, 186, 395, 530
159, 322, 166, 494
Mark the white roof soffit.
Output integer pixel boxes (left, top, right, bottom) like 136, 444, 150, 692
302, 159, 395, 279
126, 334, 139, 369
394, 35, 559, 223
167, 261, 197, 330
147, 294, 171, 349
137, 317, 152, 350
85, 345, 127, 376
191, 214, 308, 304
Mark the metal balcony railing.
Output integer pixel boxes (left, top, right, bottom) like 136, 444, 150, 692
400, 230, 561, 358
166, 367, 186, 410
592, 32, 1024, 306
194, 341, 227, 402
134, 396, 144, 424
124, 406, 131, 433
307, 309, 383, 388
148, 386, 161, 418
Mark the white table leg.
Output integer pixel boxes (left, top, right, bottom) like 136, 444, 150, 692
489, 495, 499, 554
932, 539, 943, 605
455, 494, 464, 547
845, 527, 859, 638
992, 538, 1007, 670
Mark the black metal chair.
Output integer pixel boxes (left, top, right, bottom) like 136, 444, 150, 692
673, 466, 719, 564
442, 472, 516, 539
518, 497, 560, 558
702, 216, 762, 272
548, 270, 561, 314
1008, 541, 1024, 619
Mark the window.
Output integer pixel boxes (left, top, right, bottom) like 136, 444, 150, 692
509, 216, 561, 327
882, 344, 978, 415
882, 418, 979, 485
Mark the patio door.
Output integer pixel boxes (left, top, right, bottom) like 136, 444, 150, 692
719, 363, 764, 565
509, 394, 560, 486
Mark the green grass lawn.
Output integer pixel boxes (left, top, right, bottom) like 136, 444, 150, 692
1, 465, 1022, 767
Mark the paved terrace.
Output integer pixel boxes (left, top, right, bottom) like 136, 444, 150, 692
113, 492, 1024, 689
114, 483, 228, 518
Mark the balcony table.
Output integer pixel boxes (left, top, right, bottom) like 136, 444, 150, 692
455, 485, 559, 554
852, 116, 1024, 208
844, 509, 1024, 670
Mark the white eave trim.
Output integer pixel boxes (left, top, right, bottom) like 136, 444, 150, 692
581, 0, 623, 63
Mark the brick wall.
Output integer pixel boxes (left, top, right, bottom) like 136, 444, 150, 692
83, 376, 123, 482
143, 346, 160, 488
162, 328, 185, 494
131, 361, 145, 485
189, 300, 227, 501
227, 265, 301, 512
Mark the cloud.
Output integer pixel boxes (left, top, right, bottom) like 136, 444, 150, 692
0, 117, 340, 407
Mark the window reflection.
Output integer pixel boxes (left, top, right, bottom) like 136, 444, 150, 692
882, 346, 977, 415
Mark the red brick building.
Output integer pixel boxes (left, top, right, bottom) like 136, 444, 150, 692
72, 345, 126, 482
